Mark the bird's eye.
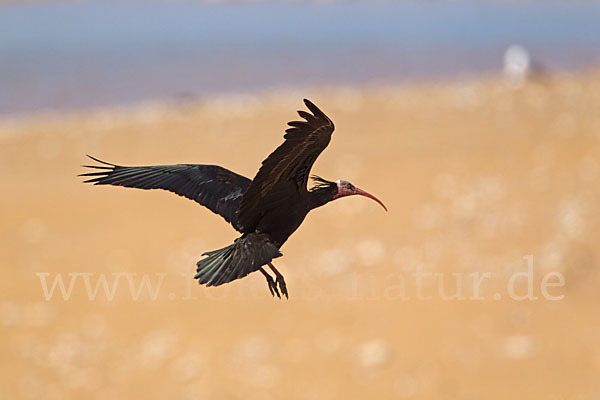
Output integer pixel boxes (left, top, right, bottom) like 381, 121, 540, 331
346, 183, 352, 189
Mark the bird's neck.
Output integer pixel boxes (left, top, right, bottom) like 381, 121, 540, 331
308, 185, 338, 211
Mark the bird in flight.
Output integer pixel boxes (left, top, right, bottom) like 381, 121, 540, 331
80, 99, 387, 298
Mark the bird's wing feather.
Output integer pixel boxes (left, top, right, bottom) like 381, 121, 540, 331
236, 99, 334, 232
80, 155, 251, 231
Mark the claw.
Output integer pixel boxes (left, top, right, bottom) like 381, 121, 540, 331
268, 262, 288, 299
266, 276, 275, 297
260, 267, 281, 299
268, 275, 281, 299
276, 275, 288, 299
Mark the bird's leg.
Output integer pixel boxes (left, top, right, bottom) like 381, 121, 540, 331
268, 263, 288, 299
259, 267, 280, 299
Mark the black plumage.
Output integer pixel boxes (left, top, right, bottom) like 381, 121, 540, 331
236, 99, 334, 234
81, 99, 386, 298
81, 157, 250, 231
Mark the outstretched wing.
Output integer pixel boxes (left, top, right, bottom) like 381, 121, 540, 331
236, 99, 335, 232
80, 155, 251, 231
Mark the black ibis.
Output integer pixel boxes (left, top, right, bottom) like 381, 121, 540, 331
80, 99, 387, 298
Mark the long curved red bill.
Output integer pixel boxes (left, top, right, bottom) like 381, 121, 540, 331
354, 187, 388, 211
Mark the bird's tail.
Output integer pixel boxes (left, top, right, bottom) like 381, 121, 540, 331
194, 233, 282, 287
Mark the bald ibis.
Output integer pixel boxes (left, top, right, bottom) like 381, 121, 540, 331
80, 99, 387, 298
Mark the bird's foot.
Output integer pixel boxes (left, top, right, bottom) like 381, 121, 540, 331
268, 262, 288, 299
267, 275, 281, 299
275, 274, 288, 299
260, 267, 281, 298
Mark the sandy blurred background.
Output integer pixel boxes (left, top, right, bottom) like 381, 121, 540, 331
2, 1, 600, 400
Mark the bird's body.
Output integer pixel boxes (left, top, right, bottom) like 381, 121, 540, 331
256, 196, 309, 247
81, 99, 386, 298
250, 183, 336, 246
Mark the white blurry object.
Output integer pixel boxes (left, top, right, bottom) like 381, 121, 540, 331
503, 45, 531, 83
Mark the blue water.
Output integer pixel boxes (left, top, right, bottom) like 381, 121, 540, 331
1, 1, 600, 115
